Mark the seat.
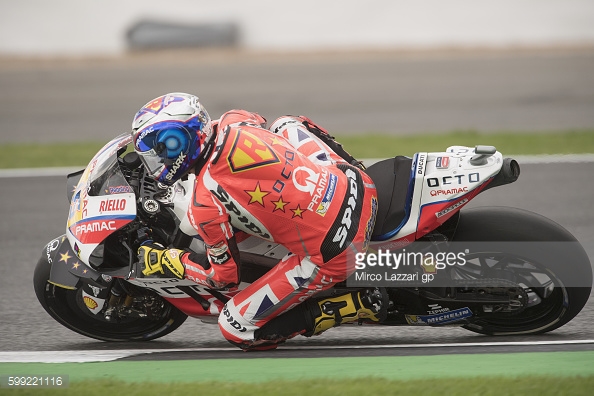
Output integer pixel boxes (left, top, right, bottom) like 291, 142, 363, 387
364, 156, 414, 240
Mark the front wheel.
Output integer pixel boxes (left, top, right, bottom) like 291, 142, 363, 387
452, 207, 592, 335
33, 256, 188, 342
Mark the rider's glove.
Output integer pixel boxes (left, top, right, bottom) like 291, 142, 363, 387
138, 243, 185, 279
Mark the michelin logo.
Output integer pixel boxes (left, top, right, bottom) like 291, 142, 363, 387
405, 307, 473, 325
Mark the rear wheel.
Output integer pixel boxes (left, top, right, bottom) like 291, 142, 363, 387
453, 207, 592, 335
33, 257, 187, 342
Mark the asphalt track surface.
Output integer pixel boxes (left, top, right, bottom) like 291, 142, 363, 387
0, 49, 593, 360
1, 48, 594, 143
0, 161, 593, 360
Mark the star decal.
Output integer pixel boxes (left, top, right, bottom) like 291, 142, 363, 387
72, 262, 80, 270
272, 197, 289, 212
291, 204, 305, 218
59, 251, 72, 264
245, 183, 270, 207
270, 136, 285, 146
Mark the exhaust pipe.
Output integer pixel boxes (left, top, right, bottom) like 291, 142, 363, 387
500, 158, 520, 183
483, 158, 520, 191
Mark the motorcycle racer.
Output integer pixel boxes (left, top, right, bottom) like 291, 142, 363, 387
132, 92, 385, 350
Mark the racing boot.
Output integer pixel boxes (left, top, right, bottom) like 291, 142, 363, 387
249, 288, 388, 349
307, 288, 389, 336
137, 243, 185, 279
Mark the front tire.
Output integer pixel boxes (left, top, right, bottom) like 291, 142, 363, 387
453, 207, 592, 335
33, 256, 188, 342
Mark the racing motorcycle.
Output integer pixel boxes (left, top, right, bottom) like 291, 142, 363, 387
34, 134, 592, 342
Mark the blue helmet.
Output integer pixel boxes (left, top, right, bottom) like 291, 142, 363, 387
131, 93, 213, 185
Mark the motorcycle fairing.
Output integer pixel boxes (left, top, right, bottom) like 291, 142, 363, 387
125, 276, 243, 319
370, 146, 504, 245
42, 234, 103, 289
66, 134, 137, 265
413, 146, 502, 237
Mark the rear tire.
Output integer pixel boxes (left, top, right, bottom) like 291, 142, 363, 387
453, 207, 592, 335
33, 256, 188, 342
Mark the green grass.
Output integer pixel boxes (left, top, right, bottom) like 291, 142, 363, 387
1, 376, 593, 396
338, 129, 594, 158
0, 142, 106, 169
2, 352, 594, 395
0, 130, 593, 169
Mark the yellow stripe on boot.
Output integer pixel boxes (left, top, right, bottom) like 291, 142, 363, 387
312, 291, 381, 335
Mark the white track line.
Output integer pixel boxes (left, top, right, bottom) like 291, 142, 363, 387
502, 153, 594, 164
361, 154, 594, 167
0, 167, 82, 178
1, 154, 593, 179
2, 340, 594, 363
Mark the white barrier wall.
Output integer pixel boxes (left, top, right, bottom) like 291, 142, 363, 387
1, 0, 594, 56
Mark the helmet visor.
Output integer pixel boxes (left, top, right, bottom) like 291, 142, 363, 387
137, 147, 166, 178
134, 117, 205, 182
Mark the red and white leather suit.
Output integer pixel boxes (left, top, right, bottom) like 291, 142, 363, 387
179, 110, 378, 347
